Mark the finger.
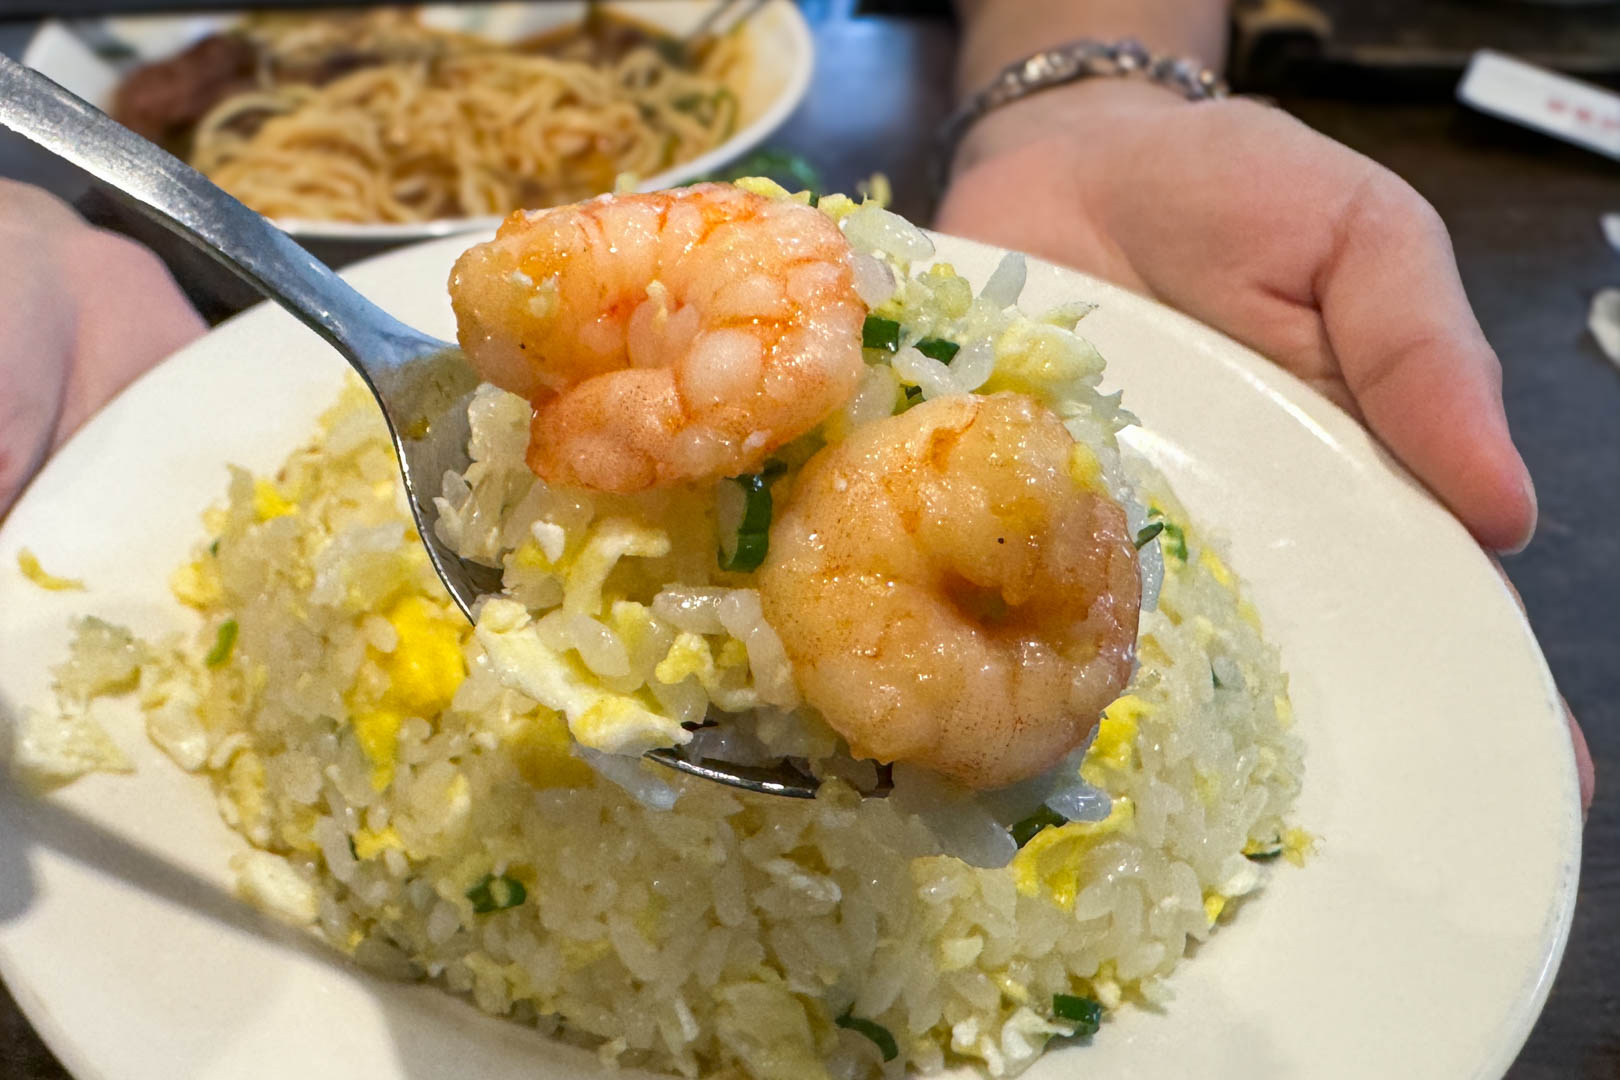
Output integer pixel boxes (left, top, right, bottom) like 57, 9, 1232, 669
1565, 698, 1594, 820
1488, 558, 1594, 819
0, 177, 83, 229
1315, 171, 1535, 552
52, 227, 206, 444
0, 237, 75, 517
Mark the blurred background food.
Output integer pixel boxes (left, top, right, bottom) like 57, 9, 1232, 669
109, 8, 749, 223
25, 1, 816, 240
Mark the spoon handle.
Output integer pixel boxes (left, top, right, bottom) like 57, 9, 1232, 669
0, 53, 443, 370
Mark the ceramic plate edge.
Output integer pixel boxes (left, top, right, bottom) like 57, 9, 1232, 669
0, 229, 1585, 1080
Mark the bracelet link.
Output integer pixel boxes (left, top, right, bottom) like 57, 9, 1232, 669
936, 37, 1229, 192
1112, 37, 1151, 74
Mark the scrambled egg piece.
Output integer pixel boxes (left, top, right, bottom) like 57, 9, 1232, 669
1011, 797, 1135, 910
918, 263, 974, 318
716, 637, 750, 669
476, 599, 687, 755
252, 478, 295, 521
352, 824, 404, 860
734, 175, 813, 205
983, 321, 1105, 396
656, 632, 717, 686
607, 601, 658, 658
1007, 694, 1155, 908
654, 631, 757, 712
231, 850, 319, 924
1281, 827, 1315, 867
512, 538, 555, 572
9, 705, 131, 790
1275, 693, 1295, 729
17, 549, 85, 591
1080, 694, 1148, 785
859, 172, 893, 208
383, 597, 466, 714
225, 750, 270, 845
350, 595, 467, 790
1199, 547, 1236, 590
506, 708, 593, 789
170, 558, 222, 608
563, 518, 670, 616
814, 192, 857, 221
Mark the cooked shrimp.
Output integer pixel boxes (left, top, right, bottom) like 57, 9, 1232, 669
758, 392, 1141, 789
449, 184, 866, 493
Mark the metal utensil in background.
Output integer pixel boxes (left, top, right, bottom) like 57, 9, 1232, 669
674, 0, 769, 65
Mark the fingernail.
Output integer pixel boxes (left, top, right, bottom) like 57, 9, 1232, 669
1500, 464, 1538, 556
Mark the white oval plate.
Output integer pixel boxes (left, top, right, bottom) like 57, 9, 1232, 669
0, 233, 1582, 1080
23, 1, 814, 242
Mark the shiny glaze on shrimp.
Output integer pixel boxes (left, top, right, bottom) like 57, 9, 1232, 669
759, 392, 1141, 790
449, 184, 866, 493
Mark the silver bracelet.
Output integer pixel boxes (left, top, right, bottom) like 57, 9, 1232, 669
938, 37, 1229, 182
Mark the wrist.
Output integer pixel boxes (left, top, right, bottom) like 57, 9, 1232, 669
955, 0, 1228, 94
951, 76, 1191, 177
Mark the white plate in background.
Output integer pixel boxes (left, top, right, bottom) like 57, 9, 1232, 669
0, 233, 1582, 1079
23, 1, 814, 242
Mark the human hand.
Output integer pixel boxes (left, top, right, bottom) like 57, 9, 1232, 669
0, 180, 206, 516
936, 80, 1536, 553
937, 82, 1593, 815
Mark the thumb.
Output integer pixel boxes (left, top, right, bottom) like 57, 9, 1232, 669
0, 244, 74, 517
1316, 173, 1535, 552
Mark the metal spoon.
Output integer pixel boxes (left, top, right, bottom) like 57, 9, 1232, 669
0, 53, 820, 799
674, 0, 770, 65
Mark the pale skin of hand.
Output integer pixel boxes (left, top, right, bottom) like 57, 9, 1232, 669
938, 5, 1592, 814
0, 180, 207, 516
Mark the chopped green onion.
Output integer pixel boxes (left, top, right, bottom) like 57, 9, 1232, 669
671, 91, 706, 113
467, 873, 527, 913
1245, 836, 1285, 861
904, 385, 923, 401
724, 531, 769, 573
862, 315, 901, 353
1146, 506, 1187, 560
1159, 521, 1187, 562
836, 1011, 898, 1062
204, 619, 238, 667
914, 337, 960, 364
1052, 993, 1102, 1037
347, 835, 359, 860
1010, 804, 1068, 848
1134, 522, 1164, 549
1211, 664, 1224, 689
209, 538, 220, 556
718, 465, 782, 573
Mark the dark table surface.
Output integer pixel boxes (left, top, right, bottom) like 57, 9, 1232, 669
1, 4, 1615, 1078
